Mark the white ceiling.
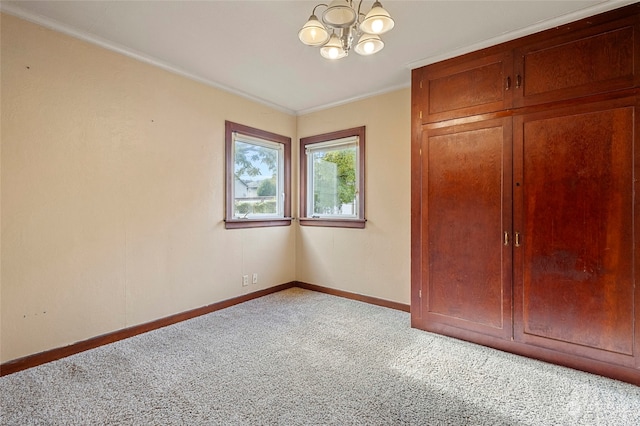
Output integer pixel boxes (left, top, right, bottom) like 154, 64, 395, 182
1, 0, 635, 115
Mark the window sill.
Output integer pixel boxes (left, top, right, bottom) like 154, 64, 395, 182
225, 218, 292, 229
299, 218, 366, 229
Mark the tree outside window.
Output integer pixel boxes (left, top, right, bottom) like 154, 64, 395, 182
233, 141, 279, 217
300, 127, 365, 229
311, 145, 357, 216
225, 121, 291, 229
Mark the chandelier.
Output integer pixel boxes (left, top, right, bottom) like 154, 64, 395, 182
298, 0, 395, 60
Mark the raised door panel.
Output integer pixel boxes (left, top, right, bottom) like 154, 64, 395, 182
513, 98, 638, 368
514, 15, 639, 108
421, 117, 512, 339
419, 51, 513, 123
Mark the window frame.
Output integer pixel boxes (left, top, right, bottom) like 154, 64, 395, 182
225, 121, 291, 229
299, 126, 366, 229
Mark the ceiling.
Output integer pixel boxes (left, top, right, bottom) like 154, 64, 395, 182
1, 0, 635, 115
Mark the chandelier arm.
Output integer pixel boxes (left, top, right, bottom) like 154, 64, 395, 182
312, 3, 329, 16
356, 0, 364, 24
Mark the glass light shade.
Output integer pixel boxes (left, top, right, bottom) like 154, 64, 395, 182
360, 1, 395, 35
320, 34, 348, 59
322, 0, 357, 28
354, 33, 384, 56
298, 15, 330, 46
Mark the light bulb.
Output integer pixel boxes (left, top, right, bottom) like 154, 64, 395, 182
320, 33, 347, 59
298, 14, 329, 46
364, 41, 375, 54
354, 33, 384, 56
371, 19, 384, 33
360, 2, 394, 35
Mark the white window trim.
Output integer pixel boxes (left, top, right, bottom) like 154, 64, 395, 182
233, 132, 285, 219
299, 126, 366, 229
306, 137, 359, 219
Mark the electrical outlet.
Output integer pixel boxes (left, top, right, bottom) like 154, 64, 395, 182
252, 273, 258, 284
242, 275, 249, 286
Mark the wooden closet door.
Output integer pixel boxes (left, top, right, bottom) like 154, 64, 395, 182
418, 51, 513, 124
513, 98, 639, 368
513, 14, 639, 108
420, 117, 512, 340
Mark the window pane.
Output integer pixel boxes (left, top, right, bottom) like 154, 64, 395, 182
225, 121, 291, 229
309, 144, 357, 217
299, 126, 364, 228
234, 139, 281, 218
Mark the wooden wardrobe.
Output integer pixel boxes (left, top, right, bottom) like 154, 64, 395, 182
411, 3, 640, 385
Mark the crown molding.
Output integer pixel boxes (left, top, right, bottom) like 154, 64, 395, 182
296, 82, 410, 116
405, 0, 637, 70
0, 3, 297, 116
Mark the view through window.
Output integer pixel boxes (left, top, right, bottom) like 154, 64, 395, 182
307, 137, 358, 217
225, 121, 291, 229
233, 136, 283, 218
300, 126, 365, 228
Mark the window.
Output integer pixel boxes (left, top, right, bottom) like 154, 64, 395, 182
300, 126, 365, 228
225, 121, 291, 229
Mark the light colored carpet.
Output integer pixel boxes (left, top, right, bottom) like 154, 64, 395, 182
1, 287, 639, 425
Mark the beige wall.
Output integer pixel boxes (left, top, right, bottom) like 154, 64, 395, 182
296, 89, 411, 305
0, 13, 411, 364
0, 14, 297, 363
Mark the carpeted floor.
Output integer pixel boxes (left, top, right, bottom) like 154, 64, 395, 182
1, 287, 639, 425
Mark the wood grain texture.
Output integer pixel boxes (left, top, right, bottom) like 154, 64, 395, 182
515, 17, 639, 107
411, 68, 424, 326
411, 3, 640, 384
415, 3, 640, 121
429, 62, 505, 113
421, 51, 513, 123
422, 118, 512, 338
523, 27, 633, 96
513, 98, 637, 366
